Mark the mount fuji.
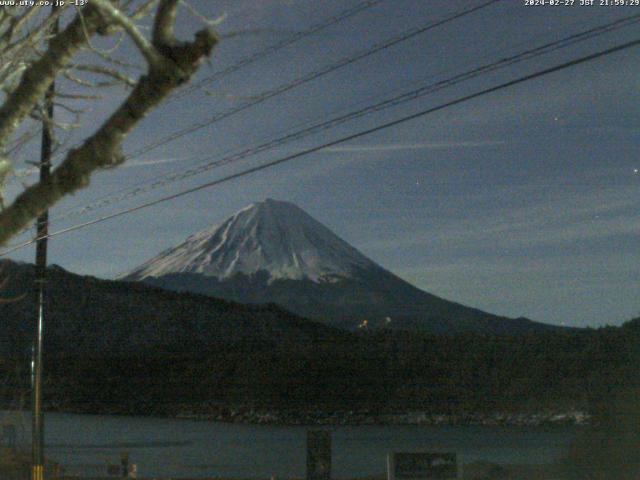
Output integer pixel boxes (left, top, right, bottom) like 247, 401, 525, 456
123, 199, 555, 334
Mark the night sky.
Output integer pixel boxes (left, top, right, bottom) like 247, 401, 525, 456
3, 0, 639, 327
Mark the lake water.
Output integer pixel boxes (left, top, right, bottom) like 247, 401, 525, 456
2, 411, 577, 478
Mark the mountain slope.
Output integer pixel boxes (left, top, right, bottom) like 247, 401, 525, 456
124, 199, 557, 335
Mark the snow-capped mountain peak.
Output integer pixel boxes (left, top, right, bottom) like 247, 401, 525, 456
124, 199, 376, 283
122, 199, 556, 335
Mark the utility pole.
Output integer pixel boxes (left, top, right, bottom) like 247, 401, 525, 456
32, 7, 58, 480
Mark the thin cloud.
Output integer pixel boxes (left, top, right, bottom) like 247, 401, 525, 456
122, 157, 197, 168
360, 185, 640, 252
322, 141, 506, 153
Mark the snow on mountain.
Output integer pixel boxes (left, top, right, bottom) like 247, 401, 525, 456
125, 199, 377, 283
124, 199, 559, 334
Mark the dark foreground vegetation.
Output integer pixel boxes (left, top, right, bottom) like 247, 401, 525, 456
2, 319, 638, 420
0, 259, 634, 421
1, 324, 639, 479
1, 261, 639, 477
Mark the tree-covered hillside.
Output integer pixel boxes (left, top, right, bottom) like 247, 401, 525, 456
2, 322, 637, 419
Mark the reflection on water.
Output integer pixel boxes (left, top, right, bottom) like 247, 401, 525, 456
2, 410, 577, 478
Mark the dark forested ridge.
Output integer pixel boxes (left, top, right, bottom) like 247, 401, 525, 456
2, 323, 639, 421
0, 259, 638, 421
0, 259, 348, 357
37, 325, 640, 414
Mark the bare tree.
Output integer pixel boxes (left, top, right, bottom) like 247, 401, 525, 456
0, 1, 218, 247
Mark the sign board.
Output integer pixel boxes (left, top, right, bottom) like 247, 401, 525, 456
306, 430, 331, 480
388, 452, 458, 480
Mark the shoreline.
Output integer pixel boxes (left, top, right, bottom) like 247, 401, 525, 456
18, 404, 590, 427
174, 409, 590, 427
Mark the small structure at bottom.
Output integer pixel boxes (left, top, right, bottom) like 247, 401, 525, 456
106, 452, 136, 478
306, 430, 332, 480
388, 452, 460, 480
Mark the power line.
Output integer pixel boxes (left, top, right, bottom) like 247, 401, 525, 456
37, 12, 640, 226
14, 0, 496, 232
28, 0, 386, 175
26, 0, 509, 225
2, 35, 637, 257
171, 0, 386, 102
126, 0, 501, 160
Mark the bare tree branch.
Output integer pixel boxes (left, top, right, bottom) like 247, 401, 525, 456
71, 63, 137, 87
0, 1, 218, 246
0, 6, 108, 150
92, 0, 164, 68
